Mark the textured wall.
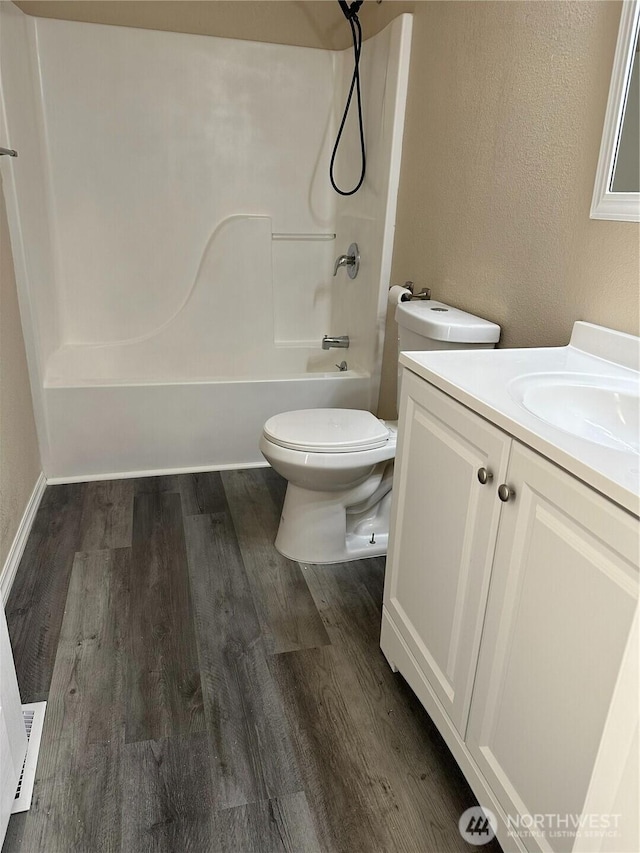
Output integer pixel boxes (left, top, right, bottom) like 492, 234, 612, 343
379, 0, 640, 417
0, 175, 41, 569
15, 0, 415, 50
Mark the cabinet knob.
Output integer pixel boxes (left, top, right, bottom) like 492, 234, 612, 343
498, 483, 516, 502
477, 467, 493, 485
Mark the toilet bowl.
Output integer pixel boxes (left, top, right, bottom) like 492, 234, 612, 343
260, 409, 397, 563
261, 299, 501, 564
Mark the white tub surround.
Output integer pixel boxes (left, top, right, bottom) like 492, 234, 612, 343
0, 4, 412, 480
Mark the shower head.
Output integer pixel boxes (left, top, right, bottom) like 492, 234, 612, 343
338, 1, 363, 21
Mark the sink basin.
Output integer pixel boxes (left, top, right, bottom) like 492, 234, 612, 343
509, 373, 640, 453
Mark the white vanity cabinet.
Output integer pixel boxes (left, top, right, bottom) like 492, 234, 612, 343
381, 368, 639, 853
382, 370, 511, 735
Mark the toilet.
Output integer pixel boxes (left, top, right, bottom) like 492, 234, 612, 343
260, 299, 500, 564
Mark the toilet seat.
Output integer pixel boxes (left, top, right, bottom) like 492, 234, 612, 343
263, 408, 390, 453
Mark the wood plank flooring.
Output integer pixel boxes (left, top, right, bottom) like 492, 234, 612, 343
3, 468, 501, 853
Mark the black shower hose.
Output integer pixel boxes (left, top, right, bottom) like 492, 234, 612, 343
329, 12, 366, 196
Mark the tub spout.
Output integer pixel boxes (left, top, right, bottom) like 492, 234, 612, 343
322, 335, 350, 350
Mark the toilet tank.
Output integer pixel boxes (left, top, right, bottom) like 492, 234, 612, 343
395, 299, 501, 408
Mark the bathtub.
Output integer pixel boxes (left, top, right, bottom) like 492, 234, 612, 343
44, 345, 372, 482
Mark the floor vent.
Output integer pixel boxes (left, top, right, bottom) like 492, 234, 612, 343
12, 701, 46, 814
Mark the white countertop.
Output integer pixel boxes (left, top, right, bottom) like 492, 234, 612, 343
400, 322, 640, 517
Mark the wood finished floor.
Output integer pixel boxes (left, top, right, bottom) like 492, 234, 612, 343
3, 468, 500, 853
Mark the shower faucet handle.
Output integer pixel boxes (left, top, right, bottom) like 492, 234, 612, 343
333, 255, 353, 274
333, 243, 360, 279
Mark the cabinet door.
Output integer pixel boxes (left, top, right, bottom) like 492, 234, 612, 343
466, 442, 639, 853
383, 371, 511, 735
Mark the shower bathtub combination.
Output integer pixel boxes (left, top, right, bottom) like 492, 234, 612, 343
0, 3, 412, 481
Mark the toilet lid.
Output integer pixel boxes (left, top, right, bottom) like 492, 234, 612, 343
263, 409, 390, 453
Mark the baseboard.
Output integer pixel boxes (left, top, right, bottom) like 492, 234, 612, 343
1, 472, 47, 605
45, 459, 269, 485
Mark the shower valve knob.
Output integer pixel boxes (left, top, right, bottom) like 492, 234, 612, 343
333, 243, 360, 279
